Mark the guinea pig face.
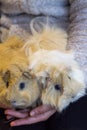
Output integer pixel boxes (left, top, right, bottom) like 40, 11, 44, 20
7, 72, 41, 109
40, 70, 63, 110
41, 67, 85, 112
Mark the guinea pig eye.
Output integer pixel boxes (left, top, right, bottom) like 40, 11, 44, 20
54, 84, 61, 91
19, 82, 25, 90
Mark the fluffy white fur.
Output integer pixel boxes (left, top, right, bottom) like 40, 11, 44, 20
23, 26, 86, 112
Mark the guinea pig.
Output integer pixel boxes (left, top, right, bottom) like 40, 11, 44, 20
0, 36, 25, 108
27, 49, 86, 112
0, 36, 41, 109
41, 65, 85, 112
23, 25, 86, 112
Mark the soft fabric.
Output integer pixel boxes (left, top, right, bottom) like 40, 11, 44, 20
0, 0, 69, 15
68, 0, 87, 85
0, 0, 87, 85
0, 0, 69, 42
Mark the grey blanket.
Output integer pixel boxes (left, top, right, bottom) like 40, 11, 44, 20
0, 0, 87, 85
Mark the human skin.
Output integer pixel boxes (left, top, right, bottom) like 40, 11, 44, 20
4, 105, 56, 127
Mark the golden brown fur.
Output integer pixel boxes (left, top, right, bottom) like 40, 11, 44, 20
0, 36, 41, 109
6, 72, 41, 109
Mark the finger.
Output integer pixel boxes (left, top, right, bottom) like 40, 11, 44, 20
4, 109, 29, 118
6, 115, 13, 120
30, 105, 55, 116
10, 109, 56, 126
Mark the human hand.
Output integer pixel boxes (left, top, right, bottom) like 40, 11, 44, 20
4, 105, 56, 126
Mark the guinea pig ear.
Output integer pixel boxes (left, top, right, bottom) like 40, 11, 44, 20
23, 72, 32, 79
2, 70, 10, 87
23, 71, 35, 79
37, 71, 50, 89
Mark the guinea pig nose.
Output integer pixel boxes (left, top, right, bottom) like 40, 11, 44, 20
54, 84, 61, 90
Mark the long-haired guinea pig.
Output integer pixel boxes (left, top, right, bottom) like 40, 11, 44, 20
0, 36, 41, 108
41, 65, 85, 112
23, 25, 86, 112
0, 36, 24, 107
28, 49, 86, 112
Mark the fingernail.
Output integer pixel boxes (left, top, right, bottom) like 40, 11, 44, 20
30, 111, 35, 116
